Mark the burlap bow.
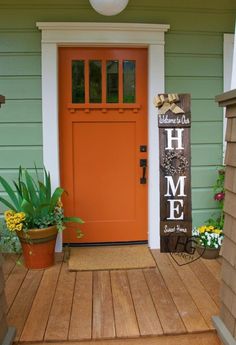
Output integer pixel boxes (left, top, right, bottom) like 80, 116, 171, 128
153, 94, 184, 115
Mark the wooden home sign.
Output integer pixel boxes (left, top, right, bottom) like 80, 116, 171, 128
154, 94, 192, 252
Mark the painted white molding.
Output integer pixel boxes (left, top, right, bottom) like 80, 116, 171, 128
41, 43, 60, 191
37, 22, 170, 250
231, 22, 236, 89
37, 22, 170, 45
224, 34, 234, 92
148, 44, 165, 249
223, 34, 234, 161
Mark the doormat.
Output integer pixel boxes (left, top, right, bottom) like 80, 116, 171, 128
68, 245, 156, 271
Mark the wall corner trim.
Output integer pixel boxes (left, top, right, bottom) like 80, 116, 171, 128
212, 316, 236, 345
1, 327, 16, 345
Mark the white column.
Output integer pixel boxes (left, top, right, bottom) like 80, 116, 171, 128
223, 34, 234, 161
148, 44, 165, 249
41, 42, 62, 251
231, 21, 236, 89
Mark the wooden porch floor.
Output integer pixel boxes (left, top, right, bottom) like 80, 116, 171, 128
3, 250, 221, 345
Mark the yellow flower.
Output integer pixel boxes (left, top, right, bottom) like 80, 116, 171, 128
208, 225, 214, 231
198, 226, 206, 233
57, 198, 63, 208
5, 210, 25, 232
18, 212, 26, 221
15, 223, 23, 232
4, 210, 15, 220
13, 215, 20, 223
6, 221, 15, 231
214, 229, 223, 235
13, 212, 26, 224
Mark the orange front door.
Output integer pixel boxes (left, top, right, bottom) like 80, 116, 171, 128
59, 47, 148, 243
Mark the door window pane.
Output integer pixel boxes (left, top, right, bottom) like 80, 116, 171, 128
89, 60, 102, 103
123, 60, 136, 103
72, 60, 85, 103
107, 60, 119, 103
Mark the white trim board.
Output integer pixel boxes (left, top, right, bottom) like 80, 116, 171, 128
231, 21, 236, 89
223, 34, 234, 160
36, 22, 170, 251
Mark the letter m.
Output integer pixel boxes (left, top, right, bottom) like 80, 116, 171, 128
164, 176, 186, 197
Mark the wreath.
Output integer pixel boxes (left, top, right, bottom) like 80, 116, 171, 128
161, 151, 189, 176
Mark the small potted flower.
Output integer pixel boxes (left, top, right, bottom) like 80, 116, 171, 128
0, 167, 84, 269
193, 167, 225, 259
193, 225, 224, 259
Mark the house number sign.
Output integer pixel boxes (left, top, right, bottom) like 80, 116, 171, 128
154, 94, 192, 252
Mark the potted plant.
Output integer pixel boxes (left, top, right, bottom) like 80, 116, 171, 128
193, 167, 225, 259
0, 167, 83, 269
193, 225, 224, 259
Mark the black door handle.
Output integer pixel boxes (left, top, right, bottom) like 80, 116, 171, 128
140, 159, 147, 184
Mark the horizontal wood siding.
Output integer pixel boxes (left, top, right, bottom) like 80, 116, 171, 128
0, 54, 41, 76
0, 147, 43, 168
0, 0, 235, 226
0, 100, 42, 123
0, 124, 42, 145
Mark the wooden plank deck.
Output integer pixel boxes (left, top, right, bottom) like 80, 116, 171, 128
2, 250, 221, 345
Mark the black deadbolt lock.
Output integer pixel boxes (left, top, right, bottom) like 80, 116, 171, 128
140, 145, 147, 152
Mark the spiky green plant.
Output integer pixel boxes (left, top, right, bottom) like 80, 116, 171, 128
0, 166, 84, 235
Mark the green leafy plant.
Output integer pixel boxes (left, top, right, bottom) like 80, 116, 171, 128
193, 167, 225, 248
0, 221, 21, 253
206, 167, 225, 230
0, 166, 84, 237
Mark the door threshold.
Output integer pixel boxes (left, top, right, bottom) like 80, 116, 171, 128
63, 240, 148, 247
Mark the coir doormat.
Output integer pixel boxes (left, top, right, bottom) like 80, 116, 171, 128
68, 245, 156, 271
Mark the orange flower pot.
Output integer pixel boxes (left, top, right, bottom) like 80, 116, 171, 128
17, 225, 58, 269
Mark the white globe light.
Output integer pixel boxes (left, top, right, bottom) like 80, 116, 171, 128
89, 0, 129, 16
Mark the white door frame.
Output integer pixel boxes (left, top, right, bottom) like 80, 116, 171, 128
36, 22, 170, 251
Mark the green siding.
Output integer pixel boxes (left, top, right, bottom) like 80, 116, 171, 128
0, 32, 41, 52
192, 188, 218, 209
0, 0, 235, 226
193, 209, 220, 228
0, 54, 41, 76
0, 170, 43, 192
191, 100, 223, 122
166, 33, 223, 55
191, 167, 219, 188
191, 122, 222, 144
166, 77, 222, 99
166, 55, 223, 77
0, 124, 42, 145
0, 100, 42, 123
191, 144, 223, 166
0, 147, 43, 168
0, 77, 41, 99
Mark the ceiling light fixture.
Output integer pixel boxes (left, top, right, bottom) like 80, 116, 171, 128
89, 0, 129, 16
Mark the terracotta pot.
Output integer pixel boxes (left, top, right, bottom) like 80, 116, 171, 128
196, 245, 220, 260
17, 225, 58, 269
